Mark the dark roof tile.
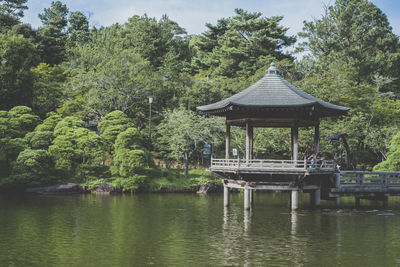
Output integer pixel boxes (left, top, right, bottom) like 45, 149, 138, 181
197, 63, 349, 115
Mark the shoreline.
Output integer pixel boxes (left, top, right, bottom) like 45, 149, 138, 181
0, 167, 221, 194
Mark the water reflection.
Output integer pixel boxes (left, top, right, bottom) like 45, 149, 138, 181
290, 211, 297, 236
335, 211, 342, 263
244, 209, 252, 233
1, 194, 400, 266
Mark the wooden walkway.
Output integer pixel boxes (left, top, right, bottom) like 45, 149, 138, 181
330, 171, 400, 197
213, 160, 400, 210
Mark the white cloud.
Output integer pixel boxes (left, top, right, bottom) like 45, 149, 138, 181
21, 0, 400, 38
88, 0, 327, 35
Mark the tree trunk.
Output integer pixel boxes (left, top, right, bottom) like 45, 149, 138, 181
340, 135, 352, 168
184, 152, 189, 178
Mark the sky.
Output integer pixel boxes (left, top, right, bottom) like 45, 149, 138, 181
21, 0, 400, 38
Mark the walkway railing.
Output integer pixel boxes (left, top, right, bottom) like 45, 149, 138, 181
336, 171, 400, 191
210, 158, 335, 172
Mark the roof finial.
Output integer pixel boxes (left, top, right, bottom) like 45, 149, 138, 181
266, 61, 279, 75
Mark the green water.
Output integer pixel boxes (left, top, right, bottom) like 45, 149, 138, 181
1, 193, 400, 266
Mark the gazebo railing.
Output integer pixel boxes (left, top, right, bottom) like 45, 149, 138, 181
210, 158, 335, 172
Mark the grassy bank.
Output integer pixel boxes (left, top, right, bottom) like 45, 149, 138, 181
82, 168, 219, 193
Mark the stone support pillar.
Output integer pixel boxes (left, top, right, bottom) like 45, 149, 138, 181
224, 186, 229, 207
335, 197, 341, 206
244, 189, 251, 210
314, 187, 321, 206
291, 190, 298, 210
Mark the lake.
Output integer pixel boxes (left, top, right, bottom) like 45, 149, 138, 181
1, 192, 400, 266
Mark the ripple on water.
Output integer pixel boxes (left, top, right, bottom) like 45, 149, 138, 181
1, 193, 400, 266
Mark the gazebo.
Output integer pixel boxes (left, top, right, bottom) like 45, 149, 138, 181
197, 63, 349, 210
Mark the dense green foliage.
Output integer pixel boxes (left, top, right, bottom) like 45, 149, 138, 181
191, 8, 295, 78
0, 0, 28, 30
31, 63, 66, 117
37, 1, 69, 65
0, 33, 38, 109
374, 132, 400, 171
298, 0, 400, 95
0, 0, 398, 190
156, 108, 223, 177
10, 148, 53, 186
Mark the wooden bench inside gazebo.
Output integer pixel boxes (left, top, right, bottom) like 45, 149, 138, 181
197, 63, 350, 210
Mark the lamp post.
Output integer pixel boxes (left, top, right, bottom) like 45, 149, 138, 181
148, 97, 153, 141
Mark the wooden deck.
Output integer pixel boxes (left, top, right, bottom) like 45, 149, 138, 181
210, 158, 336, 175
330, 171, 400, 197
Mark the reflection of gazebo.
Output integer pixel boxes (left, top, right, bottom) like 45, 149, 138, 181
197, 63, 349, 210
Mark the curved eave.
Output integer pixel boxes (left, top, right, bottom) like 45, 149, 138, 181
197, 102, 350, 117
197, 104, 234, 116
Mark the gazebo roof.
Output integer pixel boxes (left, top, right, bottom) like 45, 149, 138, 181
197, 63, 349, 119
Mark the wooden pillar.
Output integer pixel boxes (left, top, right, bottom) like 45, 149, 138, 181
246, 123, 253, 160
250, 189, 254, 205
249, 126, 254, 160
224, 186, 229, 207
244, 189, 251, 210
291, 190, 298, 210
291, 127, 299, 161
225, 123, 230, 159
314, 122, 320, 155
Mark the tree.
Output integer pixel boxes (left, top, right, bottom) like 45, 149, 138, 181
37, 1, 69, 65
0, 106, 39, 176
34, 113, 62, 132
76, 129, 106, 164
25, 130, 53, 150
97, 110, 135, 148
69, 48, 157, 120
63, 15, 191, 121
67, 11, 89, 47
7, 106, 40, 139
294, 60, 400, 168
53, 115, 84, 137
295, 62, 375, 110
10, 23, 36, 39
299, 0, 400, 94
0, 110, 8, 148
111, 128, 147, 180
0, 33, 39, 108
49, 117, 106, 176
11, 149, 53, 186
156, 108, 223, 177
0, 0, 28, 30
374, 132, 400, 171
121, 14, 190, 69
191, 8, 296, 78
3, 137, 26, 165
31, 63, 66, 117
